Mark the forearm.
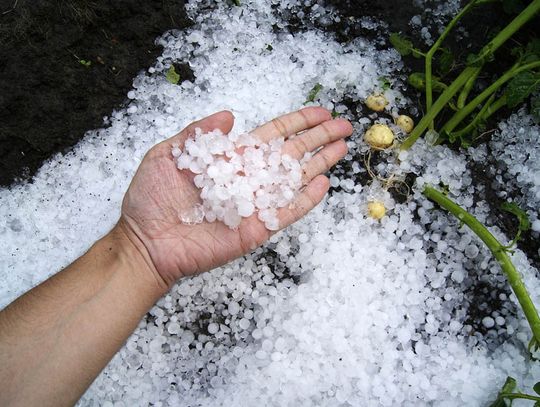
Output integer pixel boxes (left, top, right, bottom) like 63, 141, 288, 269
0, 223, 167, 407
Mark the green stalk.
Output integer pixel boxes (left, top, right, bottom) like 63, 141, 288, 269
425, 0, 483, 128
402, 0, 540, 150
444, 93, 497, 142
435, 95, 506, 144
471, 95, 507, 141
472, 0, 540, 66
401, 67, 480, 150
477, 95, 507, 124
442, 61, 540, 134
423, 186, 540, 344
457, 69, 480, 109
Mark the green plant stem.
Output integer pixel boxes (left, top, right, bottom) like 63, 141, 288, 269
457, 69, 480, 109
402, 0, 540, 150
498, 393, 540, 402
425, 0, 483, 128
473, 0, 540, 66
442, 61, 540, 134
480, 95, 507, 121
440, 95, 507, 144
444, 93, 497, 142
503, 228, 522, 250
422, 186, 540, 344
401, 67, 480, 149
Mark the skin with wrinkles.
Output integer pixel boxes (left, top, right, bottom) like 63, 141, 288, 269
121, 107, 353, 286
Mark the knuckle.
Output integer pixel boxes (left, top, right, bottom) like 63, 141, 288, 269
320, 122, 335, 143
297, 109, 312, 129
296, 136, 311, 154
320, 150, 333, 168
271, 118, 288, 138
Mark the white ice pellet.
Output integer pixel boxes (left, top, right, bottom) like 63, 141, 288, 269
238, 318, 251, 330
255, 350, 267, 360
228, 301, 240, 315
482, 317, 495, 328
178, 204, 205, 225
298, 233, 309, 243
464, 244, 479, 259
167, 322, 181, 335
174, 128, 303, 230
207, 323, 219, 335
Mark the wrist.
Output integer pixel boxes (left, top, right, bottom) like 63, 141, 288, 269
106, 220, 171, 298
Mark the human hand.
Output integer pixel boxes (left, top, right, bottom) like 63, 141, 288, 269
117, 107, 352, 290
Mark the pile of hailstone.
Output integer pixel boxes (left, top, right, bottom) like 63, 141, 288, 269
172, 128, 306, 230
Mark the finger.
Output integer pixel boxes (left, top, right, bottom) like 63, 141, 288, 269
165, 110, 235, 147
277, 175, 330, 229
301, 139, 348, 184
250, 106, 332, 143
282, 118, 353, 159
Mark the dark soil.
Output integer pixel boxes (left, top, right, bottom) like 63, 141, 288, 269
0, 0, 190, 186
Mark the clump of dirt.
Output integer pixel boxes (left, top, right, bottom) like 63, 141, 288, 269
0, 0, 191, 186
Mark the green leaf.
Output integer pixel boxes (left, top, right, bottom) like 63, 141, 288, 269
501, 202, 531, 233
466, 53, 478, 66
446, 130, 458, 143
79, 59, 91, 67
525, 39, 540, 56
389, 33, 412, 56
232, 0, 240, 5
408, 72, 426, 90
460, 138, 472, 149
304, 83, 322, 104
489, 377, 517, 407
436, 47, 454, 76
505, 71, 540, 108
522, 39, 540, 63
514, 39, 540, 64
166, 66, 180, 85
534, 382, 540, 395
501, 377, 517, 394
379, 76, 392, 91
534, 401, 540, 407
389, 33, 422, 57
408, 72, 448, 92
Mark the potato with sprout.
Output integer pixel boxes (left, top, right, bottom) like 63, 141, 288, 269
395, 115, 414, 133
364, 124, 394, 150
367, 201, 386, 220
365, 94, 388, 112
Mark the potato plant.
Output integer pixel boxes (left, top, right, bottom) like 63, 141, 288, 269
386, 1, 540, 402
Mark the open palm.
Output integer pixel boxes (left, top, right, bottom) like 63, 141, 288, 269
119, 107, 352, 287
